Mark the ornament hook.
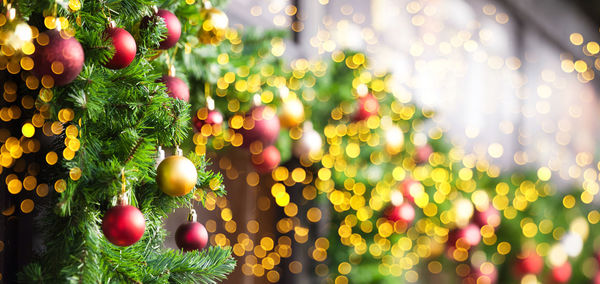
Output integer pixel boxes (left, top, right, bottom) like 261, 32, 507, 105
188, 208, 197, 222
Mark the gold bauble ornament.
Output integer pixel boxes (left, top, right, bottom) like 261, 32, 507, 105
156, 155, 198, 196
279, 98, 305, 128
198, 3, 229, 45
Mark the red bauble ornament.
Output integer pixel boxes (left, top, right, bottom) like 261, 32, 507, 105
102, 203, 146, 247
158, 75, 189, 102
447, 224, 481, 248
415, 144, 433, 164
239, 106, 280, 147
473, 206, 501, 228
400, 178, 420, 203
175, 210, 208, 251
33, 30, 84, 86
156, 9, 181, 49
353, 94, 379, 121
193, 108, 223, 132
594, 273, 600, 284
103, 27, 136, 69
550, 262, 571, 283
385, 202, 415, 224
252, 145, 281, 174
515, 251, 543, 275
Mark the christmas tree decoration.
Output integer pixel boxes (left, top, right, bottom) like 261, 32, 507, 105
279, 97, 305, 128
101, 196, 146, 247
447, 224, 481, 248
384, 202, 415, 224
251, 145, 281, 174
239, 105, 280, 148
103, 23, 136, 69
473, 205, 501, 228
550, 261, 571, 283
384, 125, 404, 155
158, 74, 190, 102
175, 209, 208, 252
32, 29, 84, 86
155, 9, 181, 49
156, 148, 198, 196
198, 1, 229, 45
292, 122, 322, 158
515, 251, 544, 275
353, 93, 379, 121
414, 144, 433, 164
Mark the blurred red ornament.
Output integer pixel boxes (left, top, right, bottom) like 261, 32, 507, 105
448, 224, 481, 248
353, 94, 379, 121
473, 206, 501, 228
102, 203, 146, 247
193, 108, 223, 132
464, 264, 497, 284
594, 273, 600, 284
156, 9, 181, 49
400, 178, 420, 203
239, 106, 280, 147
252, 145, 281, 174
385, 202, 415, 224
515, 251, 543, 275
550, 262, 571, 283
175, 210, 208, 252
103, 27, 136, 69
415, 144, 433, 164
33, 30, 84, 86
158, 75, 189, 102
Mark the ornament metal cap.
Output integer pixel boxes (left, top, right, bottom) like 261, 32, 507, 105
156, 146, 166, 167
188, 209, 197, 222
107, 19, 116, 28
175, 145, 183, 156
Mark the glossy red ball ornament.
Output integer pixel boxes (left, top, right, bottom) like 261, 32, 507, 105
415, 144, 433, 164
550, 262, 571, 283
400, 178, 420, 203
193, 108, 223, 132
473, 206, 501, 228
32, 30, 84, 86
102, 204, 146, 247
103, 27, 136, 69
447, 224, 481, 248
385, 202, 415, 224
252, 145, 281, 174
353, 94, 379, 121
239, 106, 280, 148
514, 251, 543, 275
176, 221, 208, 252
158, 75, 189, 102
156, 9, 181, 49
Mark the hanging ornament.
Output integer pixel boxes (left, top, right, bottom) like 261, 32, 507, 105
155, 9, 181, 50
384, 125, 404, 155
292, 122, 322, 159
102, 188, 146, 247
278, 93, 305, 128
353, 93, 379, 121
514, 251, 543, 276
198, 1, 229, 45
175, 209, 208, 251
399, 178, 421, 203
239, 100, 280, 148
156, 147, 198, 196
32, 29, 84, 86
103, 22, 136, 69
550, 261, 571, 283
473, 205, 501, 228
158, 68, 189, 101
252, 145, 281, 174
414, 144, 433, 164
193, 96, 223, 133
447, 224, 481, 248
384, 202, 414, 224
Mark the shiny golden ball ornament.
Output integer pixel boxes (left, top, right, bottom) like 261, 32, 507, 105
198, 2, 229, 45
279, 98, 305, 128
156, 153, 198, 196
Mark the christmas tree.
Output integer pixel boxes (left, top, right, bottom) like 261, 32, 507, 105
1, 0, 235, 282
